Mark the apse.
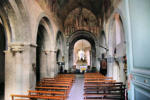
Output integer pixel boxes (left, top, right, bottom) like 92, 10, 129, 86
73, 39, 91, 72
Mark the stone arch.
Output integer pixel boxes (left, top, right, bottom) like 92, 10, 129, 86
36, 16, 53, 83
56, 49, 62, 62
74, 39, 91, 66
55, 31, 65, 74
34, 14, 54, 47
1, 0, 31, 42
0, 1, 16, 46
107, 10, 127, 83
56, 31, 65, 56
0, 3, 17, 98
0, 2, 23, 100
108, 18, 116, 55
67, 30, 97, 69
99, 30, 107, 55
64, 7, 99, 35
113, 9, 128, 84
107, 8, 127, 56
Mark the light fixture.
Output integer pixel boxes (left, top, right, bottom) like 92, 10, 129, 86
78, 40, 85, 60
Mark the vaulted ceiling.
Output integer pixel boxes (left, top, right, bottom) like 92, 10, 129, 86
0, 0, 120, 34
36, 0, 113, 27
56, 0, 104, 20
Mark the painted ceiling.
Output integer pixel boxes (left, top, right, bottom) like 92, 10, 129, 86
36, 0, 120, 34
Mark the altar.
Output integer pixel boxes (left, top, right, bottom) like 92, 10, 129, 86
76, 58, 87, 72
80, 65, 87, 72
75, 48, 89, 73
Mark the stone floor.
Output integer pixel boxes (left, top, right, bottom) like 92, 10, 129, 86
67, 74, 84, 100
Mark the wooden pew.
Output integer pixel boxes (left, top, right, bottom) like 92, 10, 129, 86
11, 87, 69, 100
11, 74, 75, 100
84, 73, 125, 100
11, 94, 65, 100
28, 90, 66, 97
35, 86, 70, 96
41, 77, 74, 84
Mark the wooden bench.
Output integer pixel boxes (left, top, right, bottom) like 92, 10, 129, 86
38, 81, 72, 86
84, 73, 125, 100
36, 86, 70, 96
41, 77, 74, 84
84, 77, 113, 81
28, 90, 66, 96
11, 89, 68, 100
11, 94, 65, 100
84, 82, 125, 99
11, 74, 75, 100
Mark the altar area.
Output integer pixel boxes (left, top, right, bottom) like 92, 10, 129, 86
76, 58, 87, 73
73, 39, 91, 73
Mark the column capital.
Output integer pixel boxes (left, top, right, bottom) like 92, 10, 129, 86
42, 50, 51, 55
9, 43, 24, 53
50, 50, 57, 53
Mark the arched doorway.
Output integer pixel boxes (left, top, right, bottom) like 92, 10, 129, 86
0, 18, 6, 98
108, 13, 127, 83
36, 17, 52, 83
36, 24, 45, 83
56, 31, 65, 74
73, 39, 91, 73
56, 49, 63, 73
68, 31, 97, 72
114, 13, 127, 84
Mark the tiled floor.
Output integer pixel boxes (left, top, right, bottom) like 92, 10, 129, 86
68, 74, 84, 100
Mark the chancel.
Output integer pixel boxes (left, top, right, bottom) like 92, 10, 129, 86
74, 39, 91, 73
0, 0, 150, 100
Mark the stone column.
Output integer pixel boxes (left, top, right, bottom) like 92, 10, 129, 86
28, 44, 36, 90
5, 43, 24, 100
107, 55, 114, 77
22, 43, 37, 92
96, 45, 100, 71
43, 50, 51, 78
40, 51, 47, 79
65, 45, 69, 70
119, 59, 126, 84
50, 50, 57, 78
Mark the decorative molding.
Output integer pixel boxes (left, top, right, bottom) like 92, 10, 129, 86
8, 42, 38, 53
30, 43, 37, 48
42, 50, 51, 55
131, 68, 150, 76
23, 43, 37, 48
9, 43, 24, 53
50, 50, 57, 53
133, 80, 150, 97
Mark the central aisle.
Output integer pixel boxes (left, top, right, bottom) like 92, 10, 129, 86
68, 74, 84, 100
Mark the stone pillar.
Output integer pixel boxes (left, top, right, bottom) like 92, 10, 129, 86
96, 45, 100, 71
40, 51, 47, 79
5, 43, 39, 100
65, 45, 69, 70
22, 44, 36, 92
107, 55, 114, 77
119, 60, 126, 84
5, 43, 24, 100
43, 50, 51, 78
50, 50, 57, 77
28, 44, 36, 90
